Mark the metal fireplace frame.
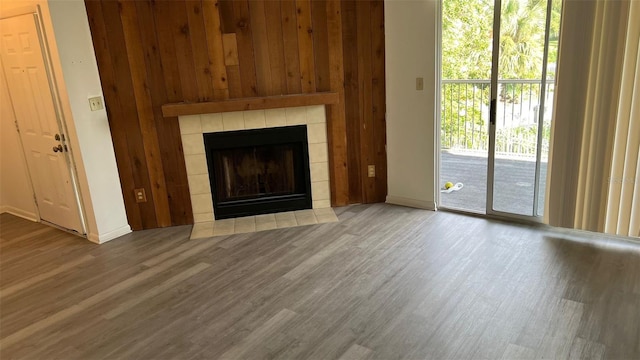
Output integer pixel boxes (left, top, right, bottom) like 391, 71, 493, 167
203, 125, 312, 219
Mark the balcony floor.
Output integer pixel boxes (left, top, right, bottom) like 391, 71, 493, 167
440, 151, 548, 216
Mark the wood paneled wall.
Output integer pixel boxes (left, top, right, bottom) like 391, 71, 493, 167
85, 0, 386, 230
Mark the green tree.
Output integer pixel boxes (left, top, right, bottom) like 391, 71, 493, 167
441, 0, 562, 154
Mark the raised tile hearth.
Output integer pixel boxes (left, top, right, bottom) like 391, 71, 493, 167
190, 208, 338, 239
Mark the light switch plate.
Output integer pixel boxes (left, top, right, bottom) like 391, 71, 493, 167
416, 77, 424, 91
88, 96, 104, 111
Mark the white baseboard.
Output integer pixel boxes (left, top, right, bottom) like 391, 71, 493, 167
0, 205, 39, 222
87, 224, 132, 244
386, 195, 437, 211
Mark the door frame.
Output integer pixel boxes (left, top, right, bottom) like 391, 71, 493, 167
485, 0, 554, 223
436, 0, 555, 223
0, 7, 87, 235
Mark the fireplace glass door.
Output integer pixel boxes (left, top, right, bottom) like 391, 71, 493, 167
212, 144, 300, 202
204, 126, 312, 219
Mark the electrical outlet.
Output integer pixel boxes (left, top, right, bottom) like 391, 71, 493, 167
88, 96, 104, 111
134, 188, 147, 203
416, 77, 424, 91
368, 165, 376, 178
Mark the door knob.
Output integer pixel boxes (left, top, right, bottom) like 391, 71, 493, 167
53, 145, 63, 152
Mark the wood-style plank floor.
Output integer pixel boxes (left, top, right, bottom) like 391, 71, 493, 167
1, 204, 639, 359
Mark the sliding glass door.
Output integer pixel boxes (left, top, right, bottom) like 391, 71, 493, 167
487, 0, 560, 220
439, 0, 562, 220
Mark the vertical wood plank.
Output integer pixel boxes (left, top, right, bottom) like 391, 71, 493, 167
225, 66, 243, 98
248, 0, 272, 96
119, 0, 172, 227
99, 0, 158, 229
231, 0, 258, 97
311, 0, 330, 92
295, 0, 316, 93
185, 0, 215, 102
326, 0, 349, 205
222, 33, 242, 98
202, 0, 230, 100
341, 0, 363, 204
136, 0, 193, 225
222, 33, 239, 66
264, 0, 287, 96
84, 0, 143, 230
217, 0, 235, 34
168, 0, 200, 102
370, 0, 387, 202
280, 0, 302, 94
356, 0, 375, 203
152, 0, 184, 102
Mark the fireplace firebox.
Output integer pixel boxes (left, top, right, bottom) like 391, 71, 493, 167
204, 125, 312, 219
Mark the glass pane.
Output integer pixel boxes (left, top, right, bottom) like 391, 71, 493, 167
492, 0, 552, 216
439, 0, 495, 213
212, 144, 299, 202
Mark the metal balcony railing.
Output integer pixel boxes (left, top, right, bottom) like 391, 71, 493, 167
441, 79, 555, 158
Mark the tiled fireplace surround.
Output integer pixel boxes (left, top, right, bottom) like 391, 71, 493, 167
178, 105, 336, 237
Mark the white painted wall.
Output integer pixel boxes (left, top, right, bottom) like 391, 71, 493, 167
384, 0, 439, 210
0, 67, 39, 220
47, 0, 130, 243
0, 0, 130, 243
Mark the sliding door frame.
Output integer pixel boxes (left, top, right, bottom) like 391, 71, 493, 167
437, 0, 555, 223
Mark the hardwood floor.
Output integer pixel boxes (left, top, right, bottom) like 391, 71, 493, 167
1, 204, 639, 359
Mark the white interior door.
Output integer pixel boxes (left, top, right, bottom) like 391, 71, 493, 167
0, 13, 83, 233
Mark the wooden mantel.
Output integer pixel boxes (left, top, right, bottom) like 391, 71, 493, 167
162, 92, 340, 117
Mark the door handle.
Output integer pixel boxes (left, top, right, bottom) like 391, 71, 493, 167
53, 144, 63, 153
490, 99, 497, 125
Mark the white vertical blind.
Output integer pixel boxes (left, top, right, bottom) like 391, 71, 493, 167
546, 0, 639, 237
605, 1, 640, 237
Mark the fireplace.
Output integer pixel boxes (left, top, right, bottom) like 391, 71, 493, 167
204, 126, 312, 219
178, 105, 331, 224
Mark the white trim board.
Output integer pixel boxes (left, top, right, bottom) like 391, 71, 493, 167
0, 205, 39, 222
87, 225, 132, 244
386, 195, 437, 211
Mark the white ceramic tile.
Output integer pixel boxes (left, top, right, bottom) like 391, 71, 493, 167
182, 134, 205, 155
179, 115, 202, 134
193, 212, 214, 223
265, 108, 287, 127
191, 222, 214, 239
222, 111, 245, 131
234, 216, 256, 233
314, 208, 338, 223
191, 193, 213, 214
308, 143, 328, 163
285, 107, 307, 125
275, 211, 297, 228
255, 214, 277, 231
243, 110, 266, 129
201, 113, 223, 133
184, 154, 208, 175
313, 200, 331, 209
310, 162, 329, 182
313, 207, 335, 217
294, 209, 317, 226
188, 174, 211, 195
312, 181, 330, 201
213, 219, 235, 236
306, 123, 327, 144
306, 106, 326, 124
